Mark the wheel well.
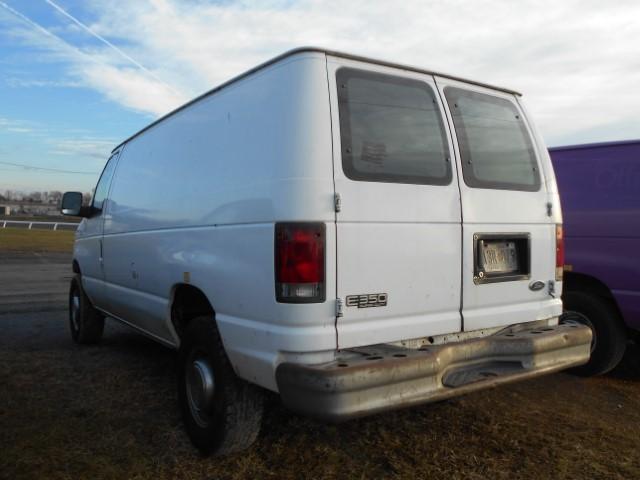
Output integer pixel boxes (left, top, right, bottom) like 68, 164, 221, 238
563, 271, 627, 323
171, 284, 215, 339
563, 271, 614, 301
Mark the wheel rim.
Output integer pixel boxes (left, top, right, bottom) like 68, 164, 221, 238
70, 288, 81, 332
186, 355, 215, 428
562, 310, 597, 354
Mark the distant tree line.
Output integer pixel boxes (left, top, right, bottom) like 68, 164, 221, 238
0, 190, 92, 205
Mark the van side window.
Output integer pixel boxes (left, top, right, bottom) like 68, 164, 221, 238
92, 152, 118, 211
337, 68, 451, 185
445, 87, 540, 191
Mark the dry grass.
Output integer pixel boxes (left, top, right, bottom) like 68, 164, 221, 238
0, 215, 81, 223
1, 239, 639, 479
1, 316, 639, 480
0, 227, 74, 253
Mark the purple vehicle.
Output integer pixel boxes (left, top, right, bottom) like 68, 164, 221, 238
550, 139, 640, 375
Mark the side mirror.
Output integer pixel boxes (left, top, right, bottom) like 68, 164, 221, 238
61, 191, 88, 217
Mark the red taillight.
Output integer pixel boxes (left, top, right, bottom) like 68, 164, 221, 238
556, 224, 564, 281
275, 223, 325, 303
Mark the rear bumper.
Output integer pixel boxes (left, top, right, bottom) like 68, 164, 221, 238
276, 322, 592, 422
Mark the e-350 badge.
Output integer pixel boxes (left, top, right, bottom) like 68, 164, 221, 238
346, 293, 388, 308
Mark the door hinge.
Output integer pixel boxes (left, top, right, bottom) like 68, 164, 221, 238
336, 298, 343, 317
546, 202, 553, 217
334, 192, 341, 213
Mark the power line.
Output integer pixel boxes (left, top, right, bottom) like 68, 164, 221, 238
0, 160, 99, 175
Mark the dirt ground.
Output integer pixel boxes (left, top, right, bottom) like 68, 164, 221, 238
0, 227, 75, 252
1, 252, 639, 479
0, 251, 71, 313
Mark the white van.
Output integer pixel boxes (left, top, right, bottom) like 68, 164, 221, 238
61, 48, 591, 455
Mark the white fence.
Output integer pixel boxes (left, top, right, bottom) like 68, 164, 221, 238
1, 220, 79, 231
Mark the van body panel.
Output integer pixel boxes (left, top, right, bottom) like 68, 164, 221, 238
74, 232, 104, 307
460, 223, 562, 331
112, 48, 522, 154
105, 53, 334, 233
99, 52, 337, 390
74, 148, 122, 310
67, 48, 584, 405
326, 55, 463, 349
434, 77, 561, 332
550, 140, 640, 331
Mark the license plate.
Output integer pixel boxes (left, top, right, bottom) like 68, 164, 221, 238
481, 241, 518, 273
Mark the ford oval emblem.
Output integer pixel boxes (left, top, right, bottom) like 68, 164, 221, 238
529, 280, 546, 291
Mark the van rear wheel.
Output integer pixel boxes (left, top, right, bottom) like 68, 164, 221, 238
178, 316, 263, 456
69, 276, 105, 344
561, 290, 627, 376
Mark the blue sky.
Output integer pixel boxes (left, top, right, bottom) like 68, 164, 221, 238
1, 0, 639, 194
0, 1, 152, 193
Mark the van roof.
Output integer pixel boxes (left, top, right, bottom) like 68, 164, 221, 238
548, 139, 640, 152
113, 47, 522, 152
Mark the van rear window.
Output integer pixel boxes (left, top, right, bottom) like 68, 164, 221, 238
337, 68, 451, 185
445, 87, 540, 191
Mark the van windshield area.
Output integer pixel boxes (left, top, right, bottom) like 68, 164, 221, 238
337, 68, 451, 185
92, 152, 119, 211
445, 87, 541, 191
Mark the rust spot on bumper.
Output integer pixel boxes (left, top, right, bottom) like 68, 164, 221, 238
276, 322, 592, 422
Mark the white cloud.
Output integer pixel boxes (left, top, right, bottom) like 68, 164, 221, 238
50, 137, 117, 159
3, 0, 640, 144
0, 117, 36, 133
0, 115, 115, 162
75, 63, 185, 116
0, 2, 187, 116
5, 77, 83, 88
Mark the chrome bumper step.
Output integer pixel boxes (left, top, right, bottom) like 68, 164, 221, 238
276, 321, 592, 422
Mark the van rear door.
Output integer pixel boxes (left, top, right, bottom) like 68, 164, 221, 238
435, 78, 561, 332
327, 56, 463, 349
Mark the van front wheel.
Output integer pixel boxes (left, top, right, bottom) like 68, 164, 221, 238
178, 316, 263, 456
561, 290, 627, 376
69, 276, 104, 344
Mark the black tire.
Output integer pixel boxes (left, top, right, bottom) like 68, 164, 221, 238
562, 290, 627, 376
69, 275, 105, 344
621, 339, 640, 376
178, 316, 263, 456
